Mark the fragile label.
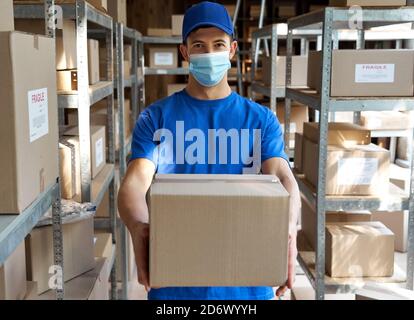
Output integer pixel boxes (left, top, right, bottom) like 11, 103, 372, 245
95, 138, 104, 168
155, 52, 174, 66
28, 88, 49, 143
355, 64, 395, 83
337, 158, 379, 186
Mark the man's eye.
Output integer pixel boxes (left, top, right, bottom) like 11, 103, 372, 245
193, 44, 203, 48
216, 43, 225, 47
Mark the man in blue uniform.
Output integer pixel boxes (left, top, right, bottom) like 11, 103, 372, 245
118, 1, 300, 300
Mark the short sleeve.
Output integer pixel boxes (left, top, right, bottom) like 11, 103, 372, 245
130, 108, 158, 166
261, 110, 289, 164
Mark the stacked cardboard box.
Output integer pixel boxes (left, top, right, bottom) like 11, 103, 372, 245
0, 243, 27, 300
172, 15, 184, 36
107, 0, 127, 25
302, 123, 390, 196
361, 111, 414, 130
307, 50, 414, 96
148, 174, 290, 287
149, 46, 178, 69
0, 0, 14, 31
262, 56, 308, 87
147, 29, 173, 37
0, 31, 59, 213
372, 211, 408, 252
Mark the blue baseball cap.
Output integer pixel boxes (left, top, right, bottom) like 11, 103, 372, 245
182, 1, 234, 42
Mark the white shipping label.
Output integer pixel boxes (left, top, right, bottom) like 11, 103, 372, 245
28, 88, 49, 143
154, 52, 174, 66
355, 64, 395, 83
337, 158, 379, 186
95, 138, 104, 168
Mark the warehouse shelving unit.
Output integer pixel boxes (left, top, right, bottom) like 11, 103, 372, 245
14, 0, 118, 300
285, 7, 414, 300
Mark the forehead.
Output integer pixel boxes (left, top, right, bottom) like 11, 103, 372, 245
187, 27, 230, 43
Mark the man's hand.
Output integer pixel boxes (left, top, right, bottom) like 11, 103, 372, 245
276, 233, 298, 298
130, 221, 150, 292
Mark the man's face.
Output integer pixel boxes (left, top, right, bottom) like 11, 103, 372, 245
180, 27, 238, 61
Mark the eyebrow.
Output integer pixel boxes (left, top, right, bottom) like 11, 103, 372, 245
191, 39, 228, 44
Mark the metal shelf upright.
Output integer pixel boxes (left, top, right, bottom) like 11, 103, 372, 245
285, 7, 414, 300
14, 0, 118, 300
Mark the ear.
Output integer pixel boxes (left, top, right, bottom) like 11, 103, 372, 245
229, 40, 238, 60
179, 44, 189, 62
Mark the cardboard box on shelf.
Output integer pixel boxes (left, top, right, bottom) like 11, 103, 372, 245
88, 39, 100, 85
372, 211, 408, 252
329, 0, 406, 6
124, 44, 132, 62
149, 174, 290, 287
0, 242, 27, 300
276, 102, 309, 134
63, 126, 106, 179
107, 0, 127, 25
250, 5, 264, 18
224, 4, 236, 17
25, 216, 95, 295
0, 31, 59, 214
149, 46, 178, 68
57, 69, 78, 91
124, 60, 131, 79
303, 139, 390, 196
361, 111, 414, 130
390, 163, 410, 193
279, 5, 296, 17
355, 284, 414, 300
294, 133, 304, 173
307, 50, 414, 97
301, 197, 372, 250
172, 15, 184, 36
303, 122, 371, 148
262, 56, 308, 87
326, 222, 394, 278
95, 190, 110, 218
59, 141, 77, 199
147, 28, 173, 37
168, 83, 187, 96
94, 233, 114, 277
397, 136, 410, 161
0, 0, 14, 31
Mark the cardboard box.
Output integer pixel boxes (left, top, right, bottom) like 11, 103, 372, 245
390, 163, 410, 193
167, 83, 187, 96
147, 28, 173, 37
25, 216, 95, 295
303, 139, 390, 195
0, 32, 59, 214
308, 50, 414, 97
63, 126, 106, 179
277, 102, 309, 134
294, 133, 304, 173
124, 44, 132, 62
372, 211, 408, 252
59, 141, 77, 199
326, 222, 394, 278
262, 56, 308, 87
124, 60, 131, 79
397, 136, 410, 161
0, 242, 27, 300
95, 189, 110, 218
0, 0, 14, 31
279, 5, 296, 17
149, 174, 290, 287
88, 39, 100, 85
94, 233, 114, 277
107, 0, 127, 25
224, 5, 236, 17
361, 111, 414, 130
301, 197, 372, 250
149, 46, 178, 68
57, 69, 77, 92
355, 284, 414, 300
250, 5, 263, 18
303, 122, 371, 148
330, 0, 406, 6
172, 15, 184, 36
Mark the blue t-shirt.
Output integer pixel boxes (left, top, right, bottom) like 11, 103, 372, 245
131, 89, 288, 300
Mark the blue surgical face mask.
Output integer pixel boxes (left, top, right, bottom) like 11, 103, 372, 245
189, 51, 231, 87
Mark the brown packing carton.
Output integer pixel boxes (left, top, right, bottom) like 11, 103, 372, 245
0, 242, 27, 300
172, 15, 184, 36
25, 216, 95, 295
59, 141, 76, 199
63, 126, 106, 179
95, 189, 110, 217
262, 56, 308, 87
149, 46, 178, 68
330, 0, 406, 6
224, 5, 236, 17
124, 60, 131, 79
149, 174, 290, 287
361, 111, 414, 130
303, 122, 371, 148
303, 139, 390, 196
168, 83, 187, 96
294, 133, 304, 173
279, 5, 296, 17
372, 211, 408, 252
0, 0, 14, 31
308, 49, 414, 97
326, 222, 394, 278
107, 0, 127, 25
301, 197, 372, 250
88, 39, 100, 85
0, 32, 59, 214
276, 102, 309, 134
147, 28, 173, 37
57, 69, 77, 92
